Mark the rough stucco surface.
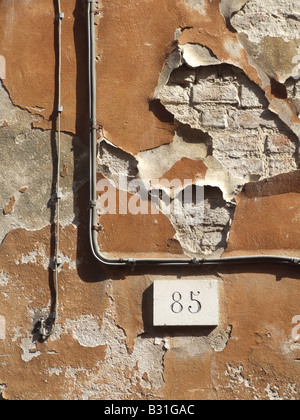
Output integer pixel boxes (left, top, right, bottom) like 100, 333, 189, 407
1, 0, 300, 400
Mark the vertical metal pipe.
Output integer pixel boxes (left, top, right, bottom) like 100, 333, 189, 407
39, 1, 64, 340
87, 1, 126, 266
55, 0, 63, 322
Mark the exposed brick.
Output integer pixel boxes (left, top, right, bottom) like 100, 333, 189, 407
266, 133, 297, 154
165, 104, 200, 127
213, 156, 264, 179
213, 134, 258, 158
201, 108, 228, 129
268, 157, 297, 177
192, 82, 239, 104
202, 206, 231, 226
240, 83, 268, 108
227, 109, 284, 130
227, 109, 261, 129
159, 85, 190, 104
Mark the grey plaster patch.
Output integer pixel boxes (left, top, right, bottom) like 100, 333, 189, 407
231, 0, 300, 43
65, 315, 106, 348
0, 271, 10, 287
0, 83, 89, 244
184, 0, 206, 14
20, 337, 42, 362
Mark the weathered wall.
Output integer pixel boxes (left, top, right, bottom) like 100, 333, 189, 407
1, 0, 300, 400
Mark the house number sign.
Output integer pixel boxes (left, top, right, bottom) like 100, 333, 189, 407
153, 280, 219, 327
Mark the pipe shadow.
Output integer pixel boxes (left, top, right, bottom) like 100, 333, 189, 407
32, 0, 61, 342
73, 0, 110, 283
46, 0, 60, 316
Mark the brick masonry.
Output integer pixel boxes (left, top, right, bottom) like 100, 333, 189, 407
158, 64, 299, 181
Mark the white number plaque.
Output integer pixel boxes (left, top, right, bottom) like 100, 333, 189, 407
153, 280, 219, 327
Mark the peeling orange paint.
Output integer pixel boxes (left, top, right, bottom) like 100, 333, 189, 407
3, 196, 15, 215
160, 158, 207, 184
226, 172, 300, 256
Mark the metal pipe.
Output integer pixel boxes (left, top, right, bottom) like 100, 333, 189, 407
53, 0, 63, 325
39, 1, 63, 340
87, 0, 300, 269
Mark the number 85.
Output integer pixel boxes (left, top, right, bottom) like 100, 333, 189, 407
171, 291, 202, 314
